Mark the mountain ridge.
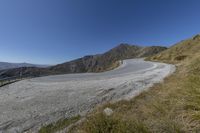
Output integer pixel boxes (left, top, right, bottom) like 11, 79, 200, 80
50, 44, 167, 73
0, 44, 167, 78
0, 62, 49, 70
147, 34, 200, 63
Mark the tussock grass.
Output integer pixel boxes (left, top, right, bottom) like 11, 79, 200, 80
38, 35, 200, 132
146, 34, 200, 63
71, 73, 187, 132
39, 115, 81, 133
69, 35, 200, 133
78, 112, 150, 133
71, 62, 200, 132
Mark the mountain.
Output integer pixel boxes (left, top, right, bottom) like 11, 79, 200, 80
0, 62, 49, 70
0, 44, 167, 78
68, 36, 200, 132
50, 44, 167, 73
147, 34, 200, 63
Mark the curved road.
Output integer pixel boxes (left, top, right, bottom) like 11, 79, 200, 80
0, 59, 175, 133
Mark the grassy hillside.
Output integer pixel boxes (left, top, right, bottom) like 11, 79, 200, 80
64, 34, 200, 132
147, 34, 200, 63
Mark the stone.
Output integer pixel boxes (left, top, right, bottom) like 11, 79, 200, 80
103, 107, 113, 116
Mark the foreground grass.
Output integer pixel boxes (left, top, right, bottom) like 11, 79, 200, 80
39, 61, 200, 132
39, 115, 81, 133
38, 35, 200, 132
39, 57, 200, 132
68, 53, 200, 132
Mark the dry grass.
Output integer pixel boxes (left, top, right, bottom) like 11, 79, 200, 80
39, 115, 81, 133
146, 34, 200, 63
38, 35, 200, 132
71, 73, 187, 132
69, 35, 200, 133
71, 61, 200, 133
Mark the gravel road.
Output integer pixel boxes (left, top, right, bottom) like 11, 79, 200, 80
0, 59, 175, 133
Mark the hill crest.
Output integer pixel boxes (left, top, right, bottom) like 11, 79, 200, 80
0, 44, 167, 78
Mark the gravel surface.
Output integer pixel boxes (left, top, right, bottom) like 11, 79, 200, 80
0, 59, 175, 133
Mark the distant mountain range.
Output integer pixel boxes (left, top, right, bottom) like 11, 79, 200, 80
0, 44, 167, 78
0, 62, 49, 70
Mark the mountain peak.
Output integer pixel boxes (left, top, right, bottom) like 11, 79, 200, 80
112, 43, 141, 51
118, 43, 130, 47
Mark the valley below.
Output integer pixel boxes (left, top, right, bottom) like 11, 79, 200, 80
0, 59, 175, 133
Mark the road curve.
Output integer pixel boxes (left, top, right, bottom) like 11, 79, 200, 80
0, 59, 175, 133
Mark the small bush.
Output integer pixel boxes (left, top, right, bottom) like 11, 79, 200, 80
174, 55, 187, 61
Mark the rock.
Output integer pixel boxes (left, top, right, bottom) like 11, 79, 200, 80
103, 108, 113, 116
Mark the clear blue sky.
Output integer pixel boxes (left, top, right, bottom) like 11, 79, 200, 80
0, 0, 200, 64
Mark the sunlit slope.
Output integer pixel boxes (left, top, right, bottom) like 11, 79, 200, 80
68, 34, 200, 133
147, 34, 200, 63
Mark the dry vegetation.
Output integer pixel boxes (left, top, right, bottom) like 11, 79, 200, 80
146, 34, 200, 63
39, 115, 81, 133
67, 35, 200, 133
38, 35, 200, 133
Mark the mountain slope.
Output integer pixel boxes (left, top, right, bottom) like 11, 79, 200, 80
68, 34, 200, 133
0, 62, 49, 70
50, 44, 167, 73
0, 44, 167, 78
148, 34, 200, 63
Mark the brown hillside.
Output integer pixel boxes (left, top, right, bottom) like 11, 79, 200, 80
148, 34, 200, 63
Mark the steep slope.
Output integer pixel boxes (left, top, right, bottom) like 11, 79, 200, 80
0, 44, 167, 78
148, 34, 200, 63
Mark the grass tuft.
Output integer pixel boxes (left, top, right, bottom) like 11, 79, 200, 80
39, 115, 81, 133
